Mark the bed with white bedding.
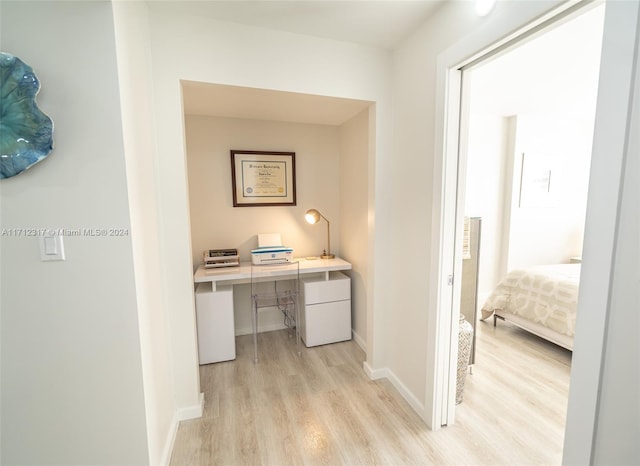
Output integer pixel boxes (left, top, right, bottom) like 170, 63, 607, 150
480, 264, 580, 350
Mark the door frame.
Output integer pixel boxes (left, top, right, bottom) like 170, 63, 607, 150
430, 0, 610, 429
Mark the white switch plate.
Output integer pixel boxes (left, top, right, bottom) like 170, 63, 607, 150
40, 234, 65, 261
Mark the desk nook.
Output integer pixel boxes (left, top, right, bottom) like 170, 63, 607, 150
194, 257, 352, 364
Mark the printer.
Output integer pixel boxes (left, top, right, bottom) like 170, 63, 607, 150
251, 233, 293, 265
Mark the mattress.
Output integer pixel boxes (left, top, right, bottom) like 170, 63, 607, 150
480, 264, 581, 338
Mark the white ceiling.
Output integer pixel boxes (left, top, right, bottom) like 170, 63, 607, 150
175, 1, 603, 126
164, 0, 444, 124
150, 0, 445, 50
469, 4, 605, 119
182, 81, 373, 125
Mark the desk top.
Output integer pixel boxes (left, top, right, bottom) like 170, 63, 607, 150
194, 257, 352, 284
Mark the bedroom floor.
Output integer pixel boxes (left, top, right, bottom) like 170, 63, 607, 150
170, 321, 572, 465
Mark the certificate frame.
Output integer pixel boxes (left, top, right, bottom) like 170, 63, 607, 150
230, 150, 296, 207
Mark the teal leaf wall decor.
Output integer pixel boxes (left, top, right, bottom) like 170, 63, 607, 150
0, 52, 54, 179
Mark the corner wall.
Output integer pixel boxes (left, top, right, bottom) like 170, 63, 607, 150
0, 1, 149, 464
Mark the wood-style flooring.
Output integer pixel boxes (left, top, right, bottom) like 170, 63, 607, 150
170, 320, 572, 465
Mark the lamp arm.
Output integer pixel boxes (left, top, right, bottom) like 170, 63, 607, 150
325, 218, 331, 255
306, 209, 335, 258
315, 212, 331, 254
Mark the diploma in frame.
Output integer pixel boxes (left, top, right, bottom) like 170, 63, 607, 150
230, 150, 296, 207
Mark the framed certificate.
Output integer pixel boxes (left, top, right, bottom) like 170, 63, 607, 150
230, 150, 296, 207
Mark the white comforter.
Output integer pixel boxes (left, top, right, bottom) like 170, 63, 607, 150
480, 264, 581, 337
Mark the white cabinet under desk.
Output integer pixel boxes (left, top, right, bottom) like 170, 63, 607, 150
300, 271, 351, 347
195, 283, 235, 364
193, 257, 352, 364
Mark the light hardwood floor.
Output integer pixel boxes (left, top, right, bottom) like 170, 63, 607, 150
170, 320, 572, 465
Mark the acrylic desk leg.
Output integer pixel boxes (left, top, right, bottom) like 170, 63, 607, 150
295, 296, 301, 357
252, 297, 258, 363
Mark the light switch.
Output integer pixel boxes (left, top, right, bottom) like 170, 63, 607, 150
40, 234, 65, 261
44, 236, 57, 255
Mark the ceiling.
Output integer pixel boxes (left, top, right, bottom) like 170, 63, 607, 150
469, 4, 605, 119
150, 0, 445, 50
174, 1, 603, 127
159, 0, 445, 124
182, 81, 373, 125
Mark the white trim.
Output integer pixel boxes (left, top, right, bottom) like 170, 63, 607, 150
363, 363, 426, 418
563, 2, 640, 464
363, 361, 386, 380
161, 393, 204, 466
352, 329, 366, 351
159, 412, 180, 466
176, 392, 204, 421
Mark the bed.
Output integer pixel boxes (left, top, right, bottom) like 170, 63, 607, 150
480, 264, 580, 350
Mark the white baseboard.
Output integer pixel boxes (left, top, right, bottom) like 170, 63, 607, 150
352, 329, 366, 351
159, 412, 179, 466
363, 361, 387, 380
160, 393, 204, 466
362, 362, 426, 421
176, 392, 204, 421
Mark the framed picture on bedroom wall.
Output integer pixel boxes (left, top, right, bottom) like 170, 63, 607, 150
230, 150, 296, 207
518, 152, 558, 208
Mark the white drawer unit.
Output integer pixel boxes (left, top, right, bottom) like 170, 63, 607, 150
300, 271, 351, 347
195, 283, 236, 364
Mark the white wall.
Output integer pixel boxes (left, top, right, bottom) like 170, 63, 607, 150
185, 115, 342, 265
185, 115, 344, 335
0, 1, 149, 464
112, 2, 177, 465
466, 112, 594, 294
467, 113, 594, 295
339, 109, 371, 346
143, 3, 392, 417
505, 115, 592, 270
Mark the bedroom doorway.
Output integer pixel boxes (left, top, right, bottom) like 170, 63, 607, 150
438, 1, 606, 428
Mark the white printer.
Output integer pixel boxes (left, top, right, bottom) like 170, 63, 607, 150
251, 233, 293, 265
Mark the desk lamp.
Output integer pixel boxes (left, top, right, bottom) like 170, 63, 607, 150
304, 209, 335, 259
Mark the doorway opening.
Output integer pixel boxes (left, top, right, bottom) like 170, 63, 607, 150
437, 0, 605, 434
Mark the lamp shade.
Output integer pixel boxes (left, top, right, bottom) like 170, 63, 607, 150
305, 209, 322, 224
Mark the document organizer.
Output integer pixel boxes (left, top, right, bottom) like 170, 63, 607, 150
204, 249, 239, 268
250, 260, 300, 363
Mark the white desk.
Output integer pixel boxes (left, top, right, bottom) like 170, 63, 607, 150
194, 257, 352, 288
193, 257, 352, 364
